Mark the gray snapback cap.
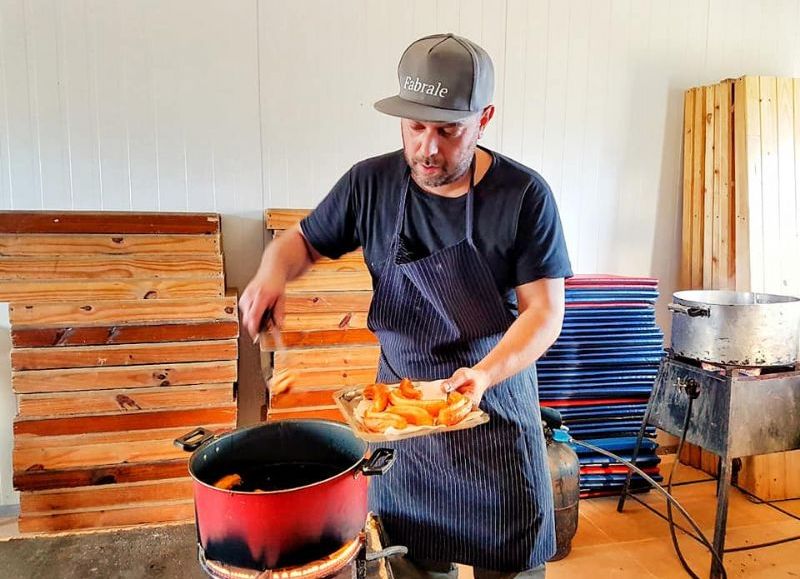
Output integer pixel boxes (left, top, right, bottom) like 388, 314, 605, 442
375, 33, 494, 123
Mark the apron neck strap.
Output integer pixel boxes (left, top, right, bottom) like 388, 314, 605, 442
394, 155, 478, 245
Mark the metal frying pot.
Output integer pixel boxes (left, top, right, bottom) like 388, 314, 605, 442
668, 290, 800, 366
175, 420, 395, 571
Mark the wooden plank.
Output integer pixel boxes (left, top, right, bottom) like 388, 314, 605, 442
14, 458, 190, 491
759, 76, 779, 293
14, 425, 232, 451
691, 84, 706, 289
284, 291, 372, 314
0, 255, 223, 280
273, 345, 380, 370
280, 312, 369, 333
13, 361, 237, 394
12, 321, 239, 348
0, 277, 224, 302
260, 328, 378, 350
703, 85, 715, 289
312, 250, 368, 271
286, 271, 372, 292
268, 406, 344, 423
17, 383, 235, 417
9, 294, 237, 327
0, 233, 220, 255
720, 81, 734, 288
12, 339, 238, 370
681, 89, 695, 289
286, 367, 378, 389
776, 77, 798, 294
271, 388, 341, 409
13, 425, 230, 471
0, 211, 220, 235
265, 209, 311, 230
733, 79, 751, 291
712, 83, 723, 289
14, 406, 237, 436
20, 478, 193, 513
18, 499, 194, 533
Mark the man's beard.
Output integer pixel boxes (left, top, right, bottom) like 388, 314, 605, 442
405, 139, 478, 188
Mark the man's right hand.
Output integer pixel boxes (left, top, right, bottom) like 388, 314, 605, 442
239, 271, 287, 342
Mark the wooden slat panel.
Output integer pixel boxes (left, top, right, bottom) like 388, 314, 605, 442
712, 83, 723, 288
20, 478, 193, 513
284, 292, 372, 314
0, 211, 220, 234
260, 329, 378, 350
286, 271, 372, 292
312, 250, 368, 271
691, 84, 706, 289
274, 346, 380, 370
12, 321, 240, 348
776, 77, 798, 293
14, 425, 232, 451
719, 81, 733, 288
271, 388, 341, 409
681, 89, 695, 289
0, 255, 223, 280
702, 85, 715, 289
14, 425, 230, 471
0, 233, 220, 255
14, 459, 190, 491
13, 361, 237, 394
281, 312, 369, 332
10, 294, 237, 327
0, 277, 223, 302
12, 339, 238, 370
268, 407, 344, 422
265, 209, 310, 230
758, 76, 779, 292
287, 367, 377, 389
18, 499, 194, 533
17, 384, 235, 417
15, 406, 237, 436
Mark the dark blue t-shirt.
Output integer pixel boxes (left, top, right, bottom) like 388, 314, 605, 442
300, 148, 573, 312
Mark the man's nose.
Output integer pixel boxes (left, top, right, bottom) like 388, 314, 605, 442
419, 130, 439, 157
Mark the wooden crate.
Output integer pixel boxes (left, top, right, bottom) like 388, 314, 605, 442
680, 78, 800, 500
260, 210, 379, 422
0, 211, 239, 532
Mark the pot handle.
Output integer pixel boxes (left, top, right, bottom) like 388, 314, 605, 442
668, 303, 711, 317
174, 427, 215, 452
360, 448, 396, 476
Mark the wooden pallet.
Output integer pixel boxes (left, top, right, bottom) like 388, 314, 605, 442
260, 210, 379, 422
1, 211, 239, 532
680, 78, 800, 500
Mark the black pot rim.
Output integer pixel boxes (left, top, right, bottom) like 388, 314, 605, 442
187, 419, 368, 495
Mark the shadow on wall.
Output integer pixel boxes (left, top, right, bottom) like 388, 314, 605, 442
219, 212, 271, 427
0, 305, 19, 507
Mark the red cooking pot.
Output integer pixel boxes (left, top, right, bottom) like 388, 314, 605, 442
175, 419, 395, 571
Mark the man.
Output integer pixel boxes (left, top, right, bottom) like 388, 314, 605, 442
240, 33, 572, 579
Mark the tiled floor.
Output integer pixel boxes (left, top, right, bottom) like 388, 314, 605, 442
1, 458, 798, 577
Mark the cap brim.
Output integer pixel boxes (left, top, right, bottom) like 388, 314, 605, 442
374, 95, 477, 123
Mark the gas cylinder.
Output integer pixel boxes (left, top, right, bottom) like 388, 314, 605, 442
542, 409, 580, 561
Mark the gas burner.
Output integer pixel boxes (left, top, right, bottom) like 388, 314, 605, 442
664, 349, 798, 377
198, 515, 405, 579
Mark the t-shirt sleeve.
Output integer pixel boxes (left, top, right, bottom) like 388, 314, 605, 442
299, 169, 361, 259
512, 178, 573, 286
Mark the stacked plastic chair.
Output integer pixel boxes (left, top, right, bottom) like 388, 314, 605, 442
537, 274, 664, 497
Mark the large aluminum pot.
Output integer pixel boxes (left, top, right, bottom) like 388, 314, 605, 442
175, 420, 395, 571
668, 290, 800, 366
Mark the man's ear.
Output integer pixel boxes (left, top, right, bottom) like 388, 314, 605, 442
478, 105, 495, 137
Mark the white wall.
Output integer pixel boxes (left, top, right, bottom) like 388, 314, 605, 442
2, 0, 800, 506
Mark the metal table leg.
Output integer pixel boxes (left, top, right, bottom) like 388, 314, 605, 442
617, 381, 659, 513
710, 456, 733, 579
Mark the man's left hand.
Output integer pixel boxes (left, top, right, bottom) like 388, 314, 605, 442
441, 367, 492, 407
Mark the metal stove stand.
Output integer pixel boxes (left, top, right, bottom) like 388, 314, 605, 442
617, 354, 800, 579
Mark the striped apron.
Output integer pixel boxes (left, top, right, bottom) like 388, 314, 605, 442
366, 168, 556, 571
